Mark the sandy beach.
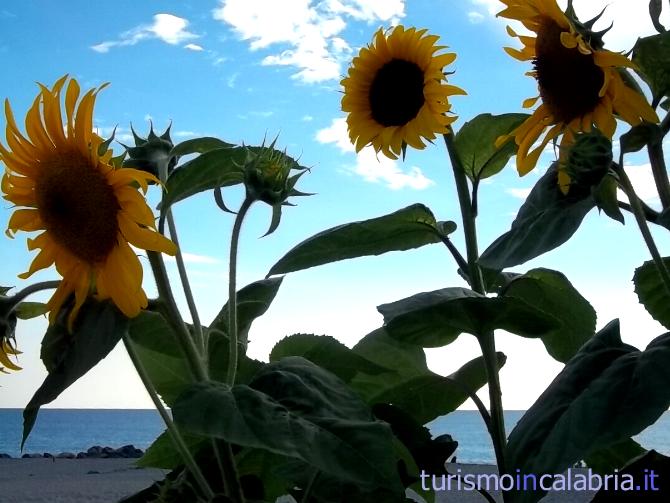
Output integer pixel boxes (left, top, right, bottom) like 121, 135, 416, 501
0, 458, 167, 503
0, 460, 600, 502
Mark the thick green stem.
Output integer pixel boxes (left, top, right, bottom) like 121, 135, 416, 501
3, 280, 61, 311
226, 196, 254, 385
166, 210, 206, 355
123, 335, 214, 501
154, 178, 244, 502
147, 252, 208, 381
648, 139, 670, 209
443, 133, 507, 475
616, 164, 670, 297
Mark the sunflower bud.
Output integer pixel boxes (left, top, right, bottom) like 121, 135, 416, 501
241, 138, 310, 206
122, 123, 177, 179
562, 130, 613, 189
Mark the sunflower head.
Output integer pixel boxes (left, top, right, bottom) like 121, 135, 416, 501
341, 25, 466, 160
1, 75, 176, 328
497, 0, 659, 191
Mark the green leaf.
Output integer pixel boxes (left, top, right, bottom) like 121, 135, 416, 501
162, 147, 246, 209
454, 113, 530, 181
349, 328, 429, 400
505, 320, 670, 503
128, 311, 262, 406
209, 277, 284, 345
634, 257, 670, 330
502, 268, 596, 362
173, 357, 402, 493
620, 122, 663, 154
14, 302, 48, 320
372, 403, 458, 475
207, 329, 263, 385
368, 353, 507, 425
270, 333, 388, 383
633, 32, 670, 105
267, 204, 443, 277
592, 173, 625, 224
23, 300, 128, 448
591, 450, 670, 502
169, 137, 234, 158
350, 329, 506, 426
137, 429, 205, 469
127, 311, 191, 406
584, 438, 647, 475
378, 287, 561, 346
479, 164, 595, 270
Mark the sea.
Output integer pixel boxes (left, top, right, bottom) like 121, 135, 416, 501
1, 409, 669, 464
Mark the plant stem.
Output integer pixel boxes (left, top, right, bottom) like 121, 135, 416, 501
166, 210, 206, 355
122, 335, 214, 501
648, 139, 670, 209
154, 176, 244, 503
439, 235, 470, 278
443, 133, 507, 475
301, 469, 320, 503
3, 280, 61, 311
147, 252, 208, 381
615, 164, 670, 297
226, 196, 254, 385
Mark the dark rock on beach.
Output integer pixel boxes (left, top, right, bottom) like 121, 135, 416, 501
16, 445, 145, 460
0, 453, 11, 459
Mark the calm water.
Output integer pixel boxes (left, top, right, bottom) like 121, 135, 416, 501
0, 409, 164, 458
429, 410, 670, 464
1, 409, 668, 463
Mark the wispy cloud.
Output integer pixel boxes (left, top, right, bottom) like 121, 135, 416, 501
506, 187, 532, 199
164, 252, 221, 265
212, 0, 405, 83
316, 117, 434, 190
91, 13, 200, 53
184, 43, 204, 51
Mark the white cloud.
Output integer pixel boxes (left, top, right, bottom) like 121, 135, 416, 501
315, 118, 355, 153
174, 130, 198, 138
227, 72, 239, 88
353, 148, 435, 190
467, 11, 485, 24
315, 117, 434, 190
91, 14, 199, 53
506, 187, 532, 199
302, 115, 314, 122
212, 0, 405, 83
164, 252, 221, 265
184, 43, 204, 51
470, 0, 499, 16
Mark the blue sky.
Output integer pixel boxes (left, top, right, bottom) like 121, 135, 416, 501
0, 0, 669, 412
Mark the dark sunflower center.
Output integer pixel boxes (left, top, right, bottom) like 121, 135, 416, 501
369, 59, 425, 127
533, 19, 604, 124
35, 151, 120, 263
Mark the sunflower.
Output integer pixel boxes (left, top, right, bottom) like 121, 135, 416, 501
0, 338, 21, 374
497, 0, 659, 191
341, 25, 466, 160
1, 76, 176, 327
